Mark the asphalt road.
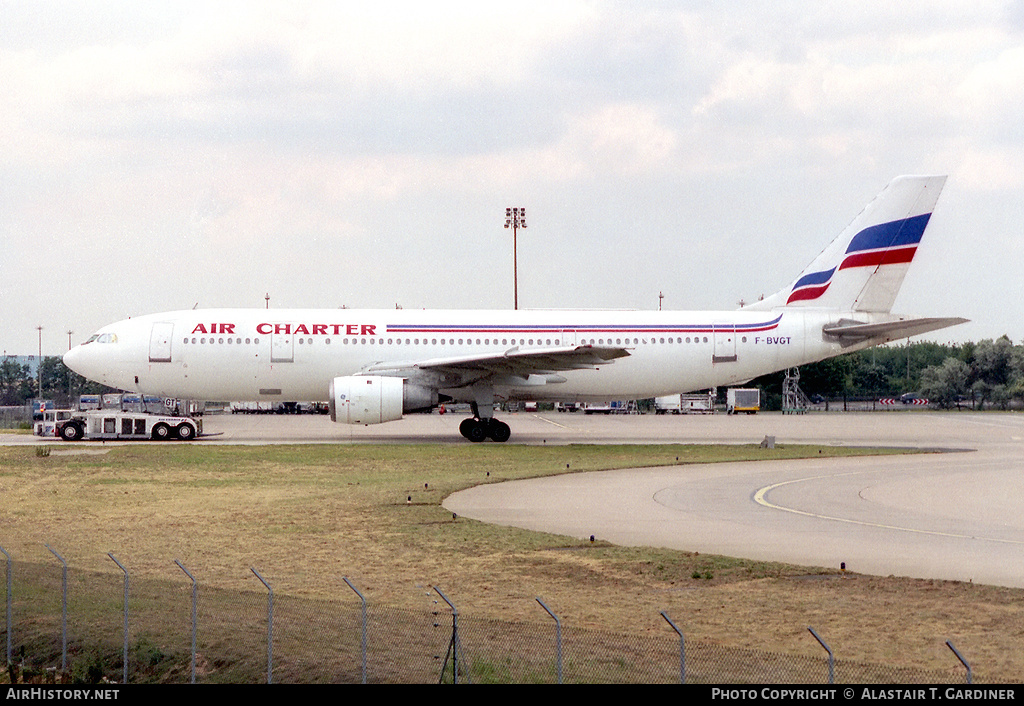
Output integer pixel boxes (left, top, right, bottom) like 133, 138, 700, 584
443, 412, 1024, 587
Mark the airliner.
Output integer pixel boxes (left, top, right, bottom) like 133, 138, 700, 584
64, 175, 966, 442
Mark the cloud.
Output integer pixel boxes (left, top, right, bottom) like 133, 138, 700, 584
2, 2, 1024, 351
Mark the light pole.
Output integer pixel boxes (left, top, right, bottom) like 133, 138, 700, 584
36, 326, 43, 400
67, 331, 73, 403
504, 207, 526, 310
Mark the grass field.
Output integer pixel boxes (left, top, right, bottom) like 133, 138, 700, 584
0, 442, 1019, 682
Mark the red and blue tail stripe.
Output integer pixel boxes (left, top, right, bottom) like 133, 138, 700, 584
839, 212, 930, 270
787, 267, 836, 304
786, 213, 931, 305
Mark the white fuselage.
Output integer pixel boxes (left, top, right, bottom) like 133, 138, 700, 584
64, 307, 858, 404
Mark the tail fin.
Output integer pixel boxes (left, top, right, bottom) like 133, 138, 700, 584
749, 175, 947, 313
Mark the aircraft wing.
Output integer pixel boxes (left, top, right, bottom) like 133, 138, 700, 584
362, 344, 630, 386
823, 317, 969, 346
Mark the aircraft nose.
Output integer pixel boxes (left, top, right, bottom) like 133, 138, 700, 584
63, 346, 84, 375
63, 343, 100, 381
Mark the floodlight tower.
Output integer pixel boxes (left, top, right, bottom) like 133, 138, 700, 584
67, 330, 73, 401
36, 326, 43, 398
504, 207, 526, 310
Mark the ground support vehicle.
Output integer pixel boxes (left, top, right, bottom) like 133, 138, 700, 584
726, 388, 760, 415
655, 393, 715, 414
56, 410, 202, 441
582, 400, 636, 414
34, 409, 75, 437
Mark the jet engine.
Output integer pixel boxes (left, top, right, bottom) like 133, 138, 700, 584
329, 376, 438, 425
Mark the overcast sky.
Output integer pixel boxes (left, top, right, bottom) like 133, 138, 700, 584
2, 1, 1022, 355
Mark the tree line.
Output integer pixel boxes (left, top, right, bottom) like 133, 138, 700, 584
0, 356, 115, 407
750, 336, 1024, 410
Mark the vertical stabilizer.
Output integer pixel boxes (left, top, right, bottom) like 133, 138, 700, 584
748, 175, 946, 313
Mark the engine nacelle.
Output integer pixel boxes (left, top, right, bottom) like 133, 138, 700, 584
329, 376, 438, 425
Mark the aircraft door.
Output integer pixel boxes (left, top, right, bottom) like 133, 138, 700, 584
149, 323, 174, 363
712, 322, 737, 363
271, 332, 294, 363
559, 329, 577, 347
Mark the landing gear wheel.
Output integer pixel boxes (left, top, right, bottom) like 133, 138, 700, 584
465, 420, 488, 443
487, 419, 511, 443
151, 423, 171, 441
460, 417, 509, 442
175, 423, 196, 441
59, 422, 82, 441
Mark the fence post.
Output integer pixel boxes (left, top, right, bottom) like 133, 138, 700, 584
250, 568, 273, 684
808, 626, 834, 684
174, 560, 197, 684
660, 611, 685, 684
946, 640, 972, 684
536, 598, 563, 684
44, 545, 67, 673
343, 578, 367, 684
1, 546, 10, 669
433, 586, 461, 684
107, 554, 129, 683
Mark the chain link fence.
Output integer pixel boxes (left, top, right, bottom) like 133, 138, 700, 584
0, 556, 971, 684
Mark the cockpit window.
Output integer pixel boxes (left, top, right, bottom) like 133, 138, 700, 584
84, 333, 117, 344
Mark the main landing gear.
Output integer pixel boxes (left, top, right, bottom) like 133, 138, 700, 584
458, 388, 511, 442
459, 417, 511, 443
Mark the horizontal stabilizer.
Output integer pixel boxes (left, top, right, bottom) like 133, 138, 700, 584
823, 317, 969, 346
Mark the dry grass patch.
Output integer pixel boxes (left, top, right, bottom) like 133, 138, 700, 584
1, 442, 1018, 680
